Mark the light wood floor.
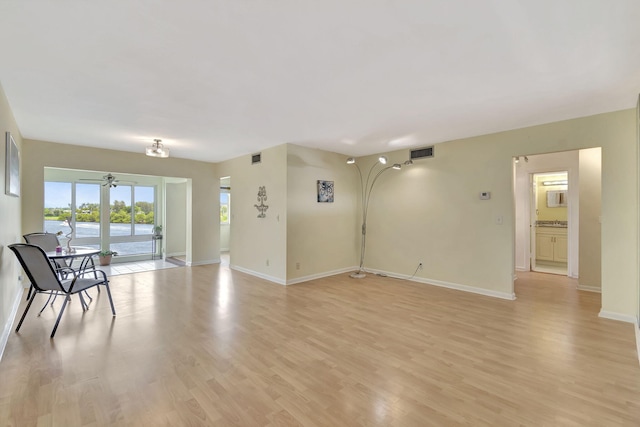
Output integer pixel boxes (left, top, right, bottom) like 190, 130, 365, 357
1, 267, 639, 426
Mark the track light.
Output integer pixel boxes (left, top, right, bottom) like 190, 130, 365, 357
378, 156, 387, 164
346, 157, 356, 164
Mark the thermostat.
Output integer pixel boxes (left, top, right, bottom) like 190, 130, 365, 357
479, 191, 491, 200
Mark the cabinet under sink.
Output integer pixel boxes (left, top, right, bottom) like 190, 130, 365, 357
536, 227, 568, 262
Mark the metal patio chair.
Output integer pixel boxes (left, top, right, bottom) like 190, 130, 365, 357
9, 243, 116, 338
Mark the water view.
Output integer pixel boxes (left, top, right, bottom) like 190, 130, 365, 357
44, 220, 154, 256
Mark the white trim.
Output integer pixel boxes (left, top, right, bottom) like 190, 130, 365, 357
598, 310, 636, 323
166, 251, 186, 257
368, 268, 516, 300
188, 258, 219, 267
577, 285, 601, 293
0, 287, 24, 363
286, 266, 357, 285
220, 247, 229, 252
230, 265, 286, 285
515, 267, 529, 272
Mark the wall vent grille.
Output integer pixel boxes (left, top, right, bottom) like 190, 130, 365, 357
410, 146, 434, 160
251, 153, 262, 164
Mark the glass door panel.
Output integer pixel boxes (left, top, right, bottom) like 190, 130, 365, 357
74, 183, 101, 243
110, 186, 132, 237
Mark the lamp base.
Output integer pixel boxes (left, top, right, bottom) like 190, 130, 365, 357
350, 272, 366, 279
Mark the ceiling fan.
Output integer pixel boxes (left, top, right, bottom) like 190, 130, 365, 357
79, 173, 134, 188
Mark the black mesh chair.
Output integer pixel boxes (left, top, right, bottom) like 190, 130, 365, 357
9, 243, 116, 338
23, 232, 97, 306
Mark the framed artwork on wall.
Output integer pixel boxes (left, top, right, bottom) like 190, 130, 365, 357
5, 131, 19, 197
317, 180, 334, 203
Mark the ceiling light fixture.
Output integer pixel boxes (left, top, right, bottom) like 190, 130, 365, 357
146, 139, 170, 158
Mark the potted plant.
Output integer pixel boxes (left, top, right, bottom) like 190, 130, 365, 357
153, 225, 163, 237
98, 250, 118, 266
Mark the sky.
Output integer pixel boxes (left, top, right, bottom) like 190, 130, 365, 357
44, 182, 154, 208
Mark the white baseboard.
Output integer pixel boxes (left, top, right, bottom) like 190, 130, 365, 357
0, 286, 24, 363
188, 258, 220, 267
368, 268, 516, 300
577, 285, 601, 293
598, 310, 637, 323
286, 266, 357, 285
515, 266, 529, 272
220, 247, 229, 252
230, 265, 286, 285
166, 251, 186, 257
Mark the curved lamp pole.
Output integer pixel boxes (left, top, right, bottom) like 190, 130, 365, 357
347, 156, 408, 279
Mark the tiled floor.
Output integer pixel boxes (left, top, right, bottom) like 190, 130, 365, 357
533, 261, 568, 276
100, 252, 228, 276
99, 259, 181, 276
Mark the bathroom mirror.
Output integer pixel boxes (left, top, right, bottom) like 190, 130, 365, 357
546, 190, 567, 207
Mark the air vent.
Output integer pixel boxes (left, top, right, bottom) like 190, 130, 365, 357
251, 153, 261, 164
410, 146, 434, 160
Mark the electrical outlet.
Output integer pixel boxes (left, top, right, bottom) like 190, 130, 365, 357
266, 259, 270, 266
296, 262, 300, 270
418, 263, 423, 270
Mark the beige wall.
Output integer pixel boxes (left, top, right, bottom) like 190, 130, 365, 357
165, 181, 187, 257
21, 140, 219, 265
578, 148, 602, 290
286, 144, 358, 281
364, 109, 637, 318
0, 82, 23, 353
218, 144, 288, 283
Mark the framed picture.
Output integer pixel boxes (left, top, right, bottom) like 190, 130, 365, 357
5, 132, 19, 197
317, 180, 334, 203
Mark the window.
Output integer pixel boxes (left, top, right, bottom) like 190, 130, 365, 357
110, 186, 132, 236
76, 184, 100, 238
110, 185, 156, 255
134, 186, 155, 234
45, 176, 158, 258
44, 181, 72, 234
220, 192, 230, 224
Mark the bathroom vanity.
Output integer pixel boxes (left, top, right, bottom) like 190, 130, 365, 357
535, 224, 568, 263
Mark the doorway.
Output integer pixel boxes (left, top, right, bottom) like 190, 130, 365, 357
514, 148, 602, 293
531, 171, 568, 276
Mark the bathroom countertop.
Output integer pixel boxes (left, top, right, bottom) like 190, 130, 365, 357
535, 221, 568, 228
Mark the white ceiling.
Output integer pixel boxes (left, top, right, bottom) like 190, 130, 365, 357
1, 1, 639, 163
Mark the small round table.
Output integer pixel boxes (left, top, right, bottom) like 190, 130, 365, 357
45, 247, 100, 272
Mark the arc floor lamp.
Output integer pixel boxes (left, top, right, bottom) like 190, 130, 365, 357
347, 156, 411, 278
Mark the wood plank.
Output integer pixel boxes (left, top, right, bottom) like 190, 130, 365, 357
0, 267, 638, 426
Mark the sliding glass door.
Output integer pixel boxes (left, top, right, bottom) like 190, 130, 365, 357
44, 180, 157, 258
109, 185, 155, 255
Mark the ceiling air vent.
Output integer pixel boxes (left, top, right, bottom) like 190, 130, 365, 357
410, 146, 434, 160
251, 153, 261, 164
